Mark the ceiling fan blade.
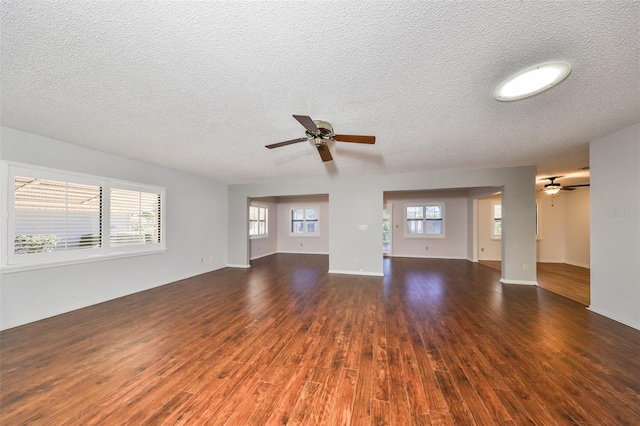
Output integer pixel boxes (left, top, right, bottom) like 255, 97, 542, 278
317, 144, 333, 162
293, 115, 319, 133
265, 137, 308, 149
334, 134, 376, 144
564, 184, 590, 188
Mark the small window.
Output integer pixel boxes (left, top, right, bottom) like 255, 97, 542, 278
492, 202, 502, 239
291, 207, 319, 235
405, 204, 444, 238
249, 205, 268, 238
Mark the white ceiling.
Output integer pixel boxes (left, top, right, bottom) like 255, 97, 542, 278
1, 1, 638, 186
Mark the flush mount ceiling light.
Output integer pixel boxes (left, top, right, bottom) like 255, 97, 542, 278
494, 61, 572, 101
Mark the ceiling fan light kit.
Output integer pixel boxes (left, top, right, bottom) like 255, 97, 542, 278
494, 61, 572, 101
266, 115, 376, 163
544, 184, 562, 196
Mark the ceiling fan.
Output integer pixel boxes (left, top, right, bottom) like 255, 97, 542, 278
265, 115, 376, 162
541, 176, 590, 195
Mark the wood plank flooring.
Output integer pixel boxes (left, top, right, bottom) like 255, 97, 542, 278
478, 261, 590, 306
1, 254, 639, 425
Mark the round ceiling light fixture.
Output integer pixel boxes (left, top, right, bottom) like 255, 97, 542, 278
494, 61, 572, 101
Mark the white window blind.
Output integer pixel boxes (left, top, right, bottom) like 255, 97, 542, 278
6, 163, 166, 269
492, 203, 502, 237
405, 203, 445, 237
14, 177, 102, 255
110, 188, 162, 247
249, 205, 268, 237
291, 208, 319, 234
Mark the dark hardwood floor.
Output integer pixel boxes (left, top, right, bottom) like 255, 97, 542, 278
1, 254, 639, 425
478, 260, 591, 306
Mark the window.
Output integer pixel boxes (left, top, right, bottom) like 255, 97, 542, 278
5, 163, 165, 268
492, 201, 502, 239
291, 207, 319, 235
249, 205, 268, 237
13, 177, 102, 255
405, 204, 444, 237
110, 188, 162, 247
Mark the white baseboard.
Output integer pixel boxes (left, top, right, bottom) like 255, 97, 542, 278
226, 264, 251, 269
250, 251, 277, 261
390, 255, 467, 260
277, 251, 329, 255
328, 269, 384, 277
587, 306, 640, 331
478, 258, 501, 262
500, 278, 538, 286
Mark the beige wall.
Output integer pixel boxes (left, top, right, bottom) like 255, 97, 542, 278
536, 194, 566, 262
536, 189, 590, 267
477, 195, 502, 261
564, 188, 590, 268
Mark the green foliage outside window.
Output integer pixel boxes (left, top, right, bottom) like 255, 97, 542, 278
14, 234, 59, 254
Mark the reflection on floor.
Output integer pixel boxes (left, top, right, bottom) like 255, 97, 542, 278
478, 261, 590, 306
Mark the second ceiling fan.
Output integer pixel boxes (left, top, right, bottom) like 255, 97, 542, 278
265, 115, 376, 162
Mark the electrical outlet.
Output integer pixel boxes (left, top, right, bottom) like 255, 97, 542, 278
481, 247, 484, 252
200, 257, 204, 263
523, 264, 528, 270
209, 256, 214, 262
425, 246, 429, 250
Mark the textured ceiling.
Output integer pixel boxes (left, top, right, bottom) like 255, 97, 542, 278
1, 1, 639, 185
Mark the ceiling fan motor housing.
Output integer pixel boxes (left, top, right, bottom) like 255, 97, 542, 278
307, 120, 334, 146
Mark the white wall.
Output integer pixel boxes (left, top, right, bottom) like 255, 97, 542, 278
590, 122, 640, 330
0, 127, 228, 330
384, 190, 468, 259
477, 195, 502, 261
276, 195, 329, 254
228, 166, 537, 283
249, 197, 278, 260
564, 188, 590, 268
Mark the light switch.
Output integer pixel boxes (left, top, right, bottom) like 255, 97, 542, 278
358, 224, 368, 230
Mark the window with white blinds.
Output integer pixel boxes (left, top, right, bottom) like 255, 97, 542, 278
110, 189, 162, 247
14, 177, 102, 254
6, 164, 165, 267
249, 205, 268, 238
404, 203, 445, 238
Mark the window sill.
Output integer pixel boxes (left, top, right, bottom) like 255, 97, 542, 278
404, 234, 446, 239
289, 233, 320, 237
0, 248, 168, 275
249, 235, 269, 240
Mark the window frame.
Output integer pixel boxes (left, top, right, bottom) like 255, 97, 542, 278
404, 202, 445, 239
290, 206, 320, 236
2, 162, 166, 272
248, 203, 269, 239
